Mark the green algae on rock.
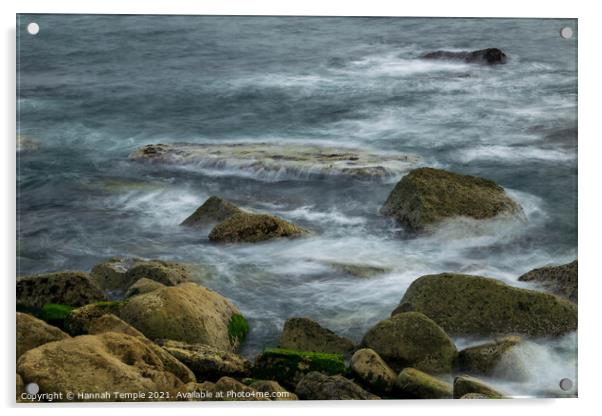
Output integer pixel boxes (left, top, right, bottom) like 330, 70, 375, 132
280, 317, 356, 355
381, 167, 523, 232
17, 271, 106, 309
361, 311, 457, 373
393, 273, 578, 337
119, 282, 245, 351
395, 367, 453, 399
130, 143, 421, 180
253, 347, 345, 389
227, 314, 250, 351
518, 260, 577, 303
181, 196, 243, 227
296, 371, 380, 400
38, 304, 75, 330
209, 212, 309, 243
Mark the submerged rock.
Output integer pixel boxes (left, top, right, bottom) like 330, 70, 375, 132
16, 312, 70, 359
246, 380, 298, 400
125, 277, 166, 298
181, 196, 243, 227
296, 371, 380, 400
393, 273, 578, 337
253, 347, 345, 389
325, 261, 391, 278
395, 367, 453, 399
350, 348, 397, 394
381, 168, 523, 232
17, 332, 195, 401
518, 260, 577, 303
130, 143, 421, 180
457, 336, 524, 378
17, 271, 106, 309
361, 312, 457, 373
421, 48, 507, 65
119, 283, 246, 351
279, 317, 356, 355
158, 339, 251, 381
453, 375, 504, 399
17, 135, 40, 152
208, 212, 309, 243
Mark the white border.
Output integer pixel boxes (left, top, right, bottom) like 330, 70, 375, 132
2, 1, 601, 415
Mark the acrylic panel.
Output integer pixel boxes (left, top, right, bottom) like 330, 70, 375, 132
16, 14, 577, 402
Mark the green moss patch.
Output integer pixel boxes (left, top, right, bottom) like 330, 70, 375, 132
39, 303, 75, 330
228, 314, 249, 346
254, 347, 345, 388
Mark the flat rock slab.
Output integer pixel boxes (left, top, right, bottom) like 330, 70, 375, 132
131, 143, 421, 180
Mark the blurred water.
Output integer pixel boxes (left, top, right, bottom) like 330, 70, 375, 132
17, 15, 577, 397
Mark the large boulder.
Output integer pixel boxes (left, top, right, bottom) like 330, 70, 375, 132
125, 278, 166, 298
246, 380, 298, 400
158, 339, 251, 381
518, 260, 577, 303
421, 48, 507, 65
209, 212, 309, 243
361, 312, 457, 373
295, 372, 380, 400
17, 271, 106, 309
350, 348, 397, 394
181, 196, 243, 227
457, 336, 524, 379
381, 168, 522, 232
253, 347, 345, 389
453, 375, 504, 399
393, 273, 578, 337
395, 368, 453, 399
118, 283, 247, 351
279, 317, 356, 355
17, 332, 195, 401
16, 312, 70, 359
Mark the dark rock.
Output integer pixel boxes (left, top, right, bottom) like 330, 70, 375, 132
209, 212, 309, 243
17, 271, 106, 309
247, 380, 298, 400
64, 301, 124, 336
381, 168, 523, 232
395, 367, 453, 399
393, 273, 577, 337
421, 48, 507, 65
280, 317, 356, 355
296, 371, 380, 400
457, 336, 523, 378
518, 260, 577, 303
350, 348, 397, 394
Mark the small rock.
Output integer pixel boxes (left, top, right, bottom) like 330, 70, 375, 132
280, 317, 356, 355
421, 48, 507, 65
350, 348, 397, 393
181, 196, 243, 227
253, 347, 345, 389
247, 380, 298, 400
119, 283, 246, 351
16, 312, 70, 359
395, 367, 453, 399
158, 339, 251, 381
453, 375, 504, 399
17, 332, 195, 401
361, 311, 457, 373
124, 260, 193, 287
326, 261, 391, 278
64, 301, 124, 336
17, 271, 106, 309
518, 260, 577, 303
209, 212, 309, 243
393, 273, 578, 337
90, 257, 143, 292
183, 377, 270, 401
125, 278, 166, 298
381, 167, 522, 232
457, 336, 523, 378
296, 371, 380, 400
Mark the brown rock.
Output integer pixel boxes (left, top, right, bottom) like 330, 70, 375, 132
16, 312, 70, 359
395, 367, 453, 399
181, 196, 243, 227
87, 314, 146, 338
350, 348, 397, 393
125, 278, 165, 298
247, 380, 298, 400
209, 212, 309, 243
280, 317, 355, 355
453, 375, 504, 399
296, 372, 380, 400
518, 260, 577, 303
